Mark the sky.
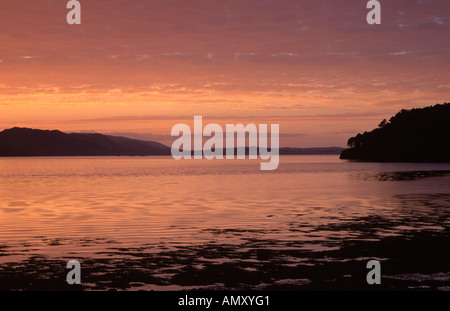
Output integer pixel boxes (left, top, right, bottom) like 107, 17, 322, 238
0, 0, 449, 147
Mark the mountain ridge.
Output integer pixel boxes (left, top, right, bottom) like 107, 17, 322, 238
0, 127, 171, 156
0, 127, 344, 157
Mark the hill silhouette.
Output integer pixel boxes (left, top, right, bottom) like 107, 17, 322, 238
0, 128, 171, 156
0, 127, 344, 157
340, 103, 450, 162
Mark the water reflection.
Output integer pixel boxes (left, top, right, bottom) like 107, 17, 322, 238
0, 156, 449, 290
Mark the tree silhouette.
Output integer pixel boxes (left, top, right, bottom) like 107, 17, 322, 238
341, 103, 450, 162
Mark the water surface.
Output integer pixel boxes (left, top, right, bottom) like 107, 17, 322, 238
0, 155, 449, 290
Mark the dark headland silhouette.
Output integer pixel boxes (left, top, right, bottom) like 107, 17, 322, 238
0, 128, 171, 156
0, 127, 343, 157
340, 103, 450, 162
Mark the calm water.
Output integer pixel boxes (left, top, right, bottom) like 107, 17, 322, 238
0, 155, 449, 290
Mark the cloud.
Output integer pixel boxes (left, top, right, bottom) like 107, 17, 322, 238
1, 0, 449, 147
389, 51, 412, 56
70, 112, 390, 125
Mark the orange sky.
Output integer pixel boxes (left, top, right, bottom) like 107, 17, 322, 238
0, 0, 449, 147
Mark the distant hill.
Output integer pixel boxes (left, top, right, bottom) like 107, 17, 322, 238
198, 147, 344, 156
0, 127, 344, 157
279, 147, 344, 155
0, 127, 171, 156
340, 103, 450, 162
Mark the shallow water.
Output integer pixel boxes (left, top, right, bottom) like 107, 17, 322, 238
0, 155, 449, 290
